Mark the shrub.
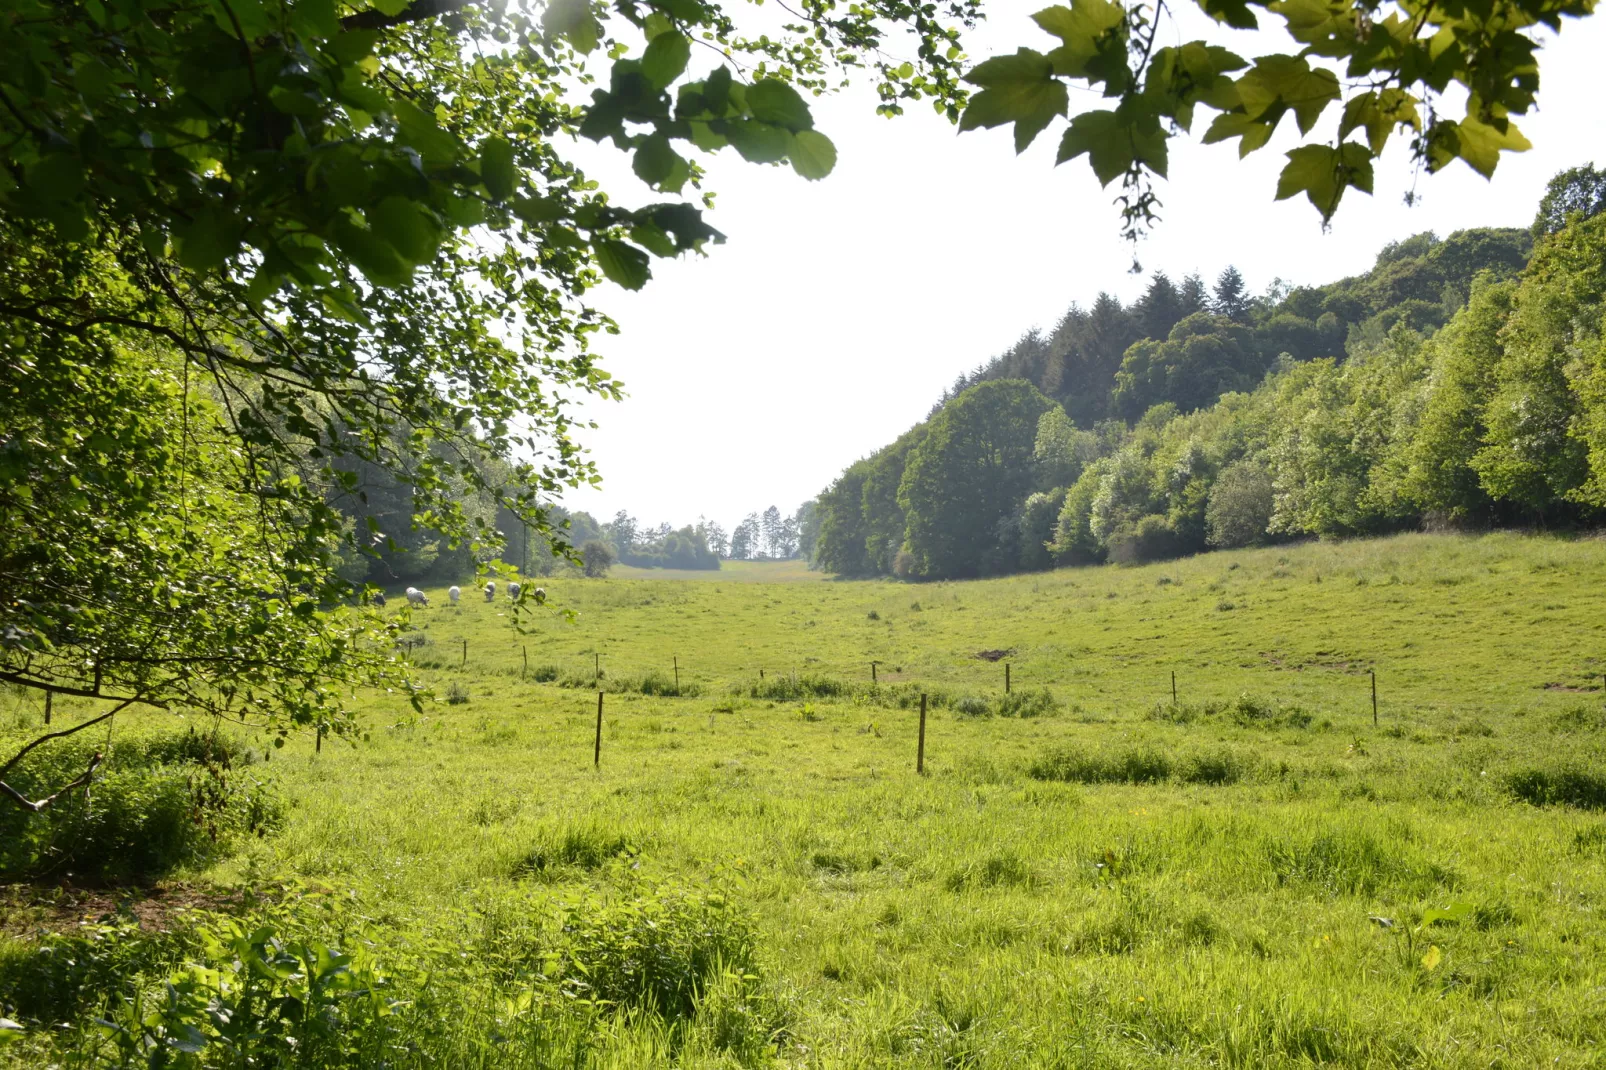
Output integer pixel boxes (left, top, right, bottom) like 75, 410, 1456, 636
529, 664, 560, 683
747, 674, 849, 702
0, 728, 282, 883
953, 695, 991, 716
1179, 748, 1252, 785
1505, 767, 1606, 809
444, 681, 470, 705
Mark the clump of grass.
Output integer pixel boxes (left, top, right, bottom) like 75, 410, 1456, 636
945, 851, 1035, 891
953, 695, 991, 716
866, 610, 880, 620
995, 687, 1059, 718
444, 681, 471, 705
528, 664, 560, 682
1505, 767, 1606, 810
1548, 704, 1606, 733
1148, 695, 1312, 729
1179, 748, 1253, 785
514, 823, 637, 876
557, 670, 702, 697
1265, 826, 1454, 897
1029, 744, 1173, 784
746, 674, 850, 702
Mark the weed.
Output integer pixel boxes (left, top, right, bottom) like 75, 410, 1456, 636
1505, 767, 1606, 809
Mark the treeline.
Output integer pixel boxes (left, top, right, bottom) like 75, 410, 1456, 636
815, 166, 1606, 580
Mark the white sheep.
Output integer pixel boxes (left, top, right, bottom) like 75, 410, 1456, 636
483, 581, 496, 603
508, 581, 522, 602
405, 587, 429, 607
448, 585, 461, 604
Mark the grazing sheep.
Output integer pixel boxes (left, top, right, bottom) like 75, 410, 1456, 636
483, 581, 496, 603
372, 591, 387, 608
448, 585, 461, 604
405, 587, 429, 607
508, 581, 521, 602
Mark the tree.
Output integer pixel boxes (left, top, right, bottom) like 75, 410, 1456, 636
1136, 272, 1186, 342
1533, 164, 1606, 238
1205, 461, 1275, 547
897, 380, 1056, 579
760, 506, 785, 558
813, 462, 874, 576
606, 512, 640, 556
581, 540, 616, 578
1179, 274, 1210, 319
1111, 313, 1263, 419
1212, 268, 1252, 323
729, 514, 761, 561
795, 501, 822, 562
1034, 407, 1100, 489
697, 518, 730, 559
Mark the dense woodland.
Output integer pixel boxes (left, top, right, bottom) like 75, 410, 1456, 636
813, 166, 1606, 580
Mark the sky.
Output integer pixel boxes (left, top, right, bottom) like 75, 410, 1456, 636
552, 3, 1606, 535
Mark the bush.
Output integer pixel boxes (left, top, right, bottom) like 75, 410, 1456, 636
747, 674, 850, 702
0, 728, 281, 883
581, 539, 615, 577
953, 695, 991, 716
1106, 514, 1183, 564
1179, 748, 1252, 785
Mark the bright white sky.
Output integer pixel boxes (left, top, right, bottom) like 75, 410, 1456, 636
555, 3, 1606, 534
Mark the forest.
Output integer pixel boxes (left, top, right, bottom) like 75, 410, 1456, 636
812, 165, 1606, 580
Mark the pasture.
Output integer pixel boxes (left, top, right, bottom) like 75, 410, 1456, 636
6, 531, 1606, 1067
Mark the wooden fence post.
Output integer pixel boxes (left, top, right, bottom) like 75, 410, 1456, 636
1171, 670, 1177, 705
43, 691, 51, 727
917, 693, 927, 775
1005, 662, 1011, 694
522, 645, 528, 680
594, 652, 600, 682
316, 723, 322, 754
594, 691, 603, 768
674, 655, 679, 692
461, 638, 467, 668
871, 661, 877, 684
1371, 669, 1378, 726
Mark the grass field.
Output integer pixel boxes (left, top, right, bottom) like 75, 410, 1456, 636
7, 532, 1606, 1067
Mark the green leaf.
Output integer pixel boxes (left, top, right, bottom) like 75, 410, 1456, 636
1056, 104, 1167, 183
480, 137, 516, 201
632, 134, 688, 190
174, 206, 240, 273
789, 130, 837, 180
1032, 0, 1126, 79
367, 197, 440, 263
1197, 0, 1260, 29
959, 49, 1068, 152
747, 79, 813, 131
595, 239, 651, 289
1202, 110, 1277, 157
513, 196, 566, 225
641, 31, 691, 90
331, 216, 411, 287
1235, 55, 1337, 133
1274, 141, 1373, 220
1434, 111, 1531, 178
724, 119, 792, 163
1339, 88, 1420, 155
542, 0, 601, 53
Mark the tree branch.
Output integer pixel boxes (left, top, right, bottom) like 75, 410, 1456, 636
0, 699, 134, 784
0, 752, 103, 813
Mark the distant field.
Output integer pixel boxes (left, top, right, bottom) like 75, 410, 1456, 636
11, 532, 1606, 1067
609, 559, 827, 583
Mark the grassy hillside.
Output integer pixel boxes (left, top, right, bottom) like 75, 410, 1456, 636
8, 532, 1606, 1067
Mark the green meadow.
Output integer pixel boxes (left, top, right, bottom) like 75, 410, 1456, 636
8, 531, 1606, 1067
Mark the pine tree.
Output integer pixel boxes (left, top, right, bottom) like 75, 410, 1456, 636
1135, 272, 1185, 341
1212, 266, 1251, 322
1179, 273, 1209, 318
761, 505, 783, 557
